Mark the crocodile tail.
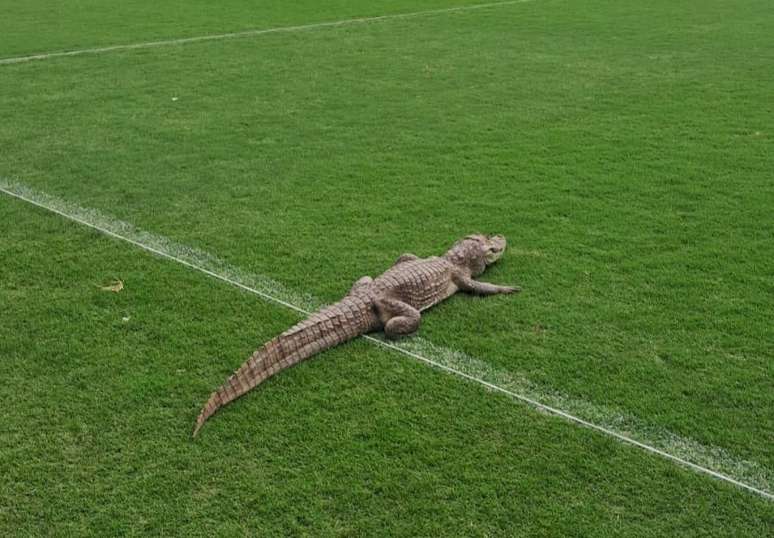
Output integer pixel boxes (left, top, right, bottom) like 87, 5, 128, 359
193, 300, 370, 437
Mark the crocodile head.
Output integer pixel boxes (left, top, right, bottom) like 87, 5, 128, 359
482, 234, 507, 264
446, 234, 507, 275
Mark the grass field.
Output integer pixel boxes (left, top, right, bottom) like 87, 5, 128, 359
1, 0, 773, 535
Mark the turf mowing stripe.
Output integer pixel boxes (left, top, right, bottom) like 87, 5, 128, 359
0, 0, 536, 66
1, 180, 772, 501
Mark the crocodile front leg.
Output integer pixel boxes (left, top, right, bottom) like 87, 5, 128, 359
375, 297, 421, 339
453, 272, 520, 295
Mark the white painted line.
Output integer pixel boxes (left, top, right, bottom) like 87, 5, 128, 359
0, 180, 771, 501
0, 0, 535, 66
369, 338, 773, 500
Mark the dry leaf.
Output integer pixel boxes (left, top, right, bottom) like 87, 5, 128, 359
99, 279, 124, 293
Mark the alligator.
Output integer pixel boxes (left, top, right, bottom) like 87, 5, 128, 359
193, 234, 519, 436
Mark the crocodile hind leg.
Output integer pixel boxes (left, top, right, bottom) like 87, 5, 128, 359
393, 253, 419, 266
375, 297, 421, 339
348, 276, 373, 295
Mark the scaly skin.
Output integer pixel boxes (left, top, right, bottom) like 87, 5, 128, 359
193, 234, 519, 436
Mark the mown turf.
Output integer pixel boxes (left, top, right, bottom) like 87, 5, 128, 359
1, 0, 773, 534
2, 0, 772, 465
0, 0, 502, 58
1, 191, 772, 536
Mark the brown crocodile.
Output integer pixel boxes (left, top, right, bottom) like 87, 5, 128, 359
193, 234, 519, 436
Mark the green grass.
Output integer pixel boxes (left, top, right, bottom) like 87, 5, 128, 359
1, 0, 773, 534
0, 0, 501, 57
2, 191, 772, 536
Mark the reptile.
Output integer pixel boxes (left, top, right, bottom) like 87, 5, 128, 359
193, 234, 519, 436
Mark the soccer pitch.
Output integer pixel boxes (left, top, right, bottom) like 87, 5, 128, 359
1, 0, 772, 535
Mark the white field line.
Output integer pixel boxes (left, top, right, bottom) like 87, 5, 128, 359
0, 179, 772, 501
0, 0, 535, 66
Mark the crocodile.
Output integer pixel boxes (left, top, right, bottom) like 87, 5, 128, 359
193, 234, 519, 436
